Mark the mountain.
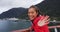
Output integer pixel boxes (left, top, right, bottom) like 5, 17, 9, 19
36, 0, 60, 17
0, 7, 28, 19
0, 0, 60, 19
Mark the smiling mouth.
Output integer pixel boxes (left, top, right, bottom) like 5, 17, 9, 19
30, 16, 35, 19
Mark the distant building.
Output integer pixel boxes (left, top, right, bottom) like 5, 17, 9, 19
2, 18, 19, 20
7, 18, 19, 20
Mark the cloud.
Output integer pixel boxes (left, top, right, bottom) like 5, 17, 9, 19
0, 0, 44, 14
0, 7, 11, 14
0, 0, 43, 8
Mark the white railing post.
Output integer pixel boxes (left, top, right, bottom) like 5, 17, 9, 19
54, 28, 58, 32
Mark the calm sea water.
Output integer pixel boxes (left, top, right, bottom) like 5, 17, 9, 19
0, 20, 31, 32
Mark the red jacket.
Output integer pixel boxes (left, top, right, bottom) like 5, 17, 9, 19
32, 16, 49, 32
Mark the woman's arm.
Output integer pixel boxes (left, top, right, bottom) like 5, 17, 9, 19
12, 26, 32, 32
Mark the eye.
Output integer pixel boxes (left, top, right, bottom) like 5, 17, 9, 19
31, 12, 34, 14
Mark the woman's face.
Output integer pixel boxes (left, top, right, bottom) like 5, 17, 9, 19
28, 8, 38, 20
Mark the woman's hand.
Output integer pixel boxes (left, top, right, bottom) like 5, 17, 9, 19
37, 15, 50, 26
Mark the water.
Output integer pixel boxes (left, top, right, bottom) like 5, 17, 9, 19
0, 20, 60, 32
0, 20, 31, 32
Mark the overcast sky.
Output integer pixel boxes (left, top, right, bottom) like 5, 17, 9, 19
0, 0, 44, 14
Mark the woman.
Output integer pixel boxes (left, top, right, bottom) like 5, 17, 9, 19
12, 5, 50, 32
28, 5, 50, 32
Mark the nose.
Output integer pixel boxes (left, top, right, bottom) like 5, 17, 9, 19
28, 13, 32, 16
